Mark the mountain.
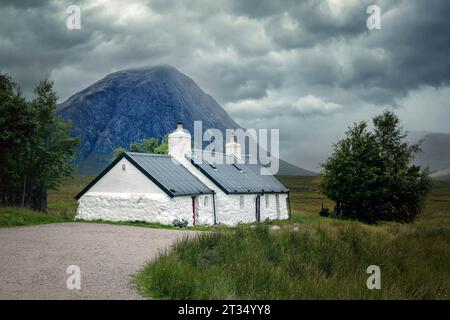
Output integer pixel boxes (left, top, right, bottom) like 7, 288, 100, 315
412, 132, 450, 172
429, 167, 450, 181
57, 65, 315, 175
57, 65, 238, 173
277, 159, 317, 176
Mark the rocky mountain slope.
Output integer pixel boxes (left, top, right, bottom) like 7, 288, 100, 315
57, 65, 315, 175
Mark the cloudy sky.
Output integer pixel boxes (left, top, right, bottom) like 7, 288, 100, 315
1, 0, 449, 171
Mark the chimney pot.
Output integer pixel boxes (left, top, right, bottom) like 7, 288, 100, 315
168, 121, 191, 163
225, 132, 241, 160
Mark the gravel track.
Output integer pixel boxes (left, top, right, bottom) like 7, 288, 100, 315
0, 223, 197, 300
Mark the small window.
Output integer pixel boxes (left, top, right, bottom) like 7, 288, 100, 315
276, 194, 280, 213
204, 196, 209, 207
239, 195, 245, 209
265, 194, 270, 208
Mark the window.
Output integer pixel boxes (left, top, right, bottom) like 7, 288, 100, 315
265, 194, 270, 208
276, 194, 280, 214
239, 195, 244, 209
204, 196, 209, 207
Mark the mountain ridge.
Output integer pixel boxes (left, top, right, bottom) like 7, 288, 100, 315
411, 132, 450, 173
57, 65, 316, 175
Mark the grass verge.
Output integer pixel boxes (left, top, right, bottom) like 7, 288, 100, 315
135, 223, 450, 299
0, 206, 73, 228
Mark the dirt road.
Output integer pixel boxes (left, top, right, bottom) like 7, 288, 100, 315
0, 223, 196, 299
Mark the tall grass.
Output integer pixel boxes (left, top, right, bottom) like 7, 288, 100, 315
135, 223, 450, 299
0, 207, 73, 227
47, 175, 95, 215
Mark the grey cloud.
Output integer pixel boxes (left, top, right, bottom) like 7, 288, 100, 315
333, 0, 450, 94
0, 0, 52, 9
1, 0, 449, 169
0, 1, 99, 97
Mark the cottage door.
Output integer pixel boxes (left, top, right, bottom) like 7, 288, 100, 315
255, 195, 261, 223
192, 196, 199, 226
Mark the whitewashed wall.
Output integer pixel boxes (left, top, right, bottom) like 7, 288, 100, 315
260, 193, 289, 221
77, 193, 188, 224
215, 193, 289, 225
194, 194, 215, 225
177, 157, 289, 226
215, 194, 255, 225
76, 193, 215, 226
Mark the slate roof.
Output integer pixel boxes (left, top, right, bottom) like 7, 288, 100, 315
75, 152, 213, 199
188, 151, 289, 194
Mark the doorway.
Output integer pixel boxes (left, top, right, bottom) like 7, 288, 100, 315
255, 195, 261, 223
192, 196, 199, 226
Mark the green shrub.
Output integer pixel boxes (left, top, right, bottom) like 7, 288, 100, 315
320, 111, 431, 223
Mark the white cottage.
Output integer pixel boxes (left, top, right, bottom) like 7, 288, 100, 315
75, 122, 291, 226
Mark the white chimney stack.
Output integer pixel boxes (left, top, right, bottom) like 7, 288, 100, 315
168, 121, 191, 162
225, 133, 241, 160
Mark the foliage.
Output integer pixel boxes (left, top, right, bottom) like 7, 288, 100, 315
319, 207, 331, 217
320, 110, 431, 223
112, 135, 168, 159
0, 74, 32, 206
135, 223, 450, 299
112, 147, 126, 161
0, 74, 78, 211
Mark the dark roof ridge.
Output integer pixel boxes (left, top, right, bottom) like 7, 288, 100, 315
126, 152, 171, 157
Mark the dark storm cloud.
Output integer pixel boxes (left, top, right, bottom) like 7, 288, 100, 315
367, 0, 450, 91
0, 0, 52, 9
2, 0, 449, 101
0, 0, 99, 97
1, 0, 449, 169
345, 0, 450, 107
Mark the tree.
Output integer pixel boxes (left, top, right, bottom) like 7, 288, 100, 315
112, 135, 168, 159
0, 74, 34, 205
130, 137, 159, 153
154, 135, 169, 154
320, 110, 431, 223
25, 80, 79, 211
0, 75, 79, 211
112, 147, 127, 161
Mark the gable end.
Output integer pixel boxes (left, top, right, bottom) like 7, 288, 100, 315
75, 153, 176, 199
